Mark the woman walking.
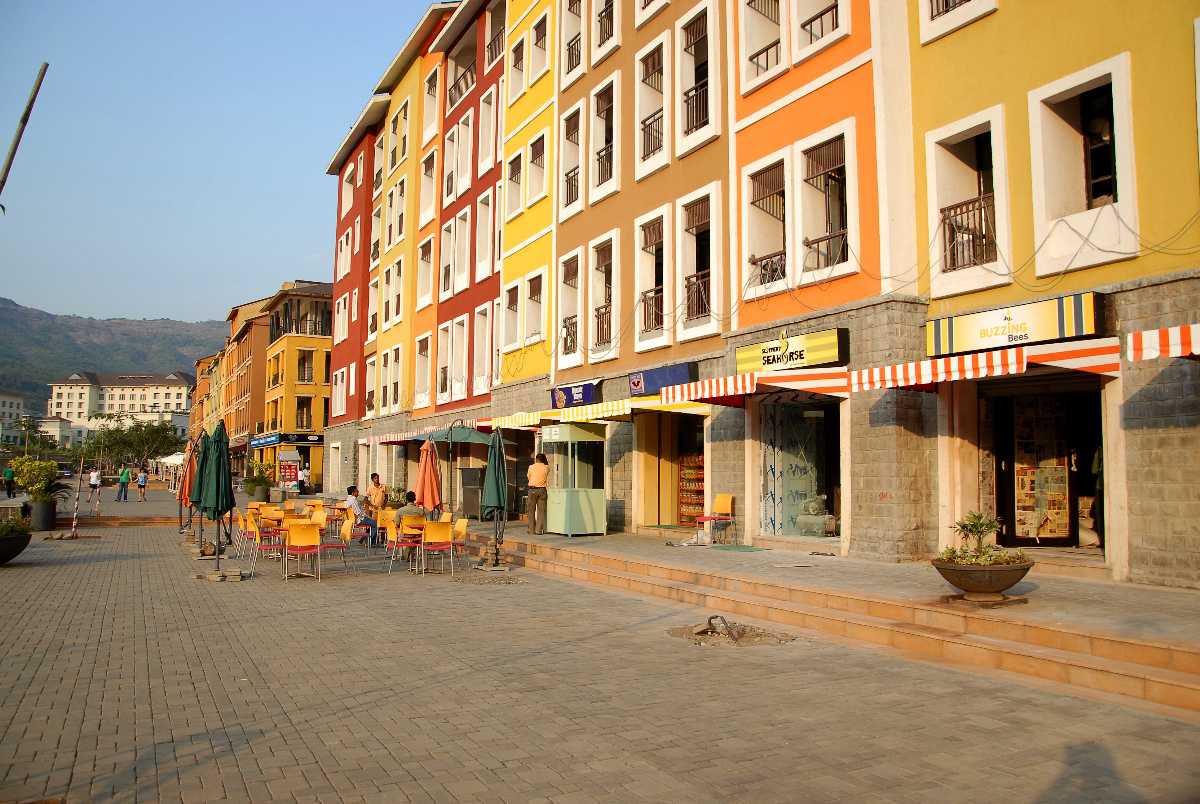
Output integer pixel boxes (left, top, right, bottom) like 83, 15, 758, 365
136, 466, 148, 502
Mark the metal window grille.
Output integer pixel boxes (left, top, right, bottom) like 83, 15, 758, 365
640, 218, 664, 254
425, 73, 438, 97
598, 3, 615, 45
746, 0, 779, 23
940, 193, 996, 271
641, 48, 663, 92
567, 33, 582, 71
512, 42, 524, 73
562, 256, 579, 288
684, 271, 710, 321
528, 275, 542, 304
640, 287, 664, 333
683, 80, 709, 135
799, 2, 839, 44
565, 112, 580, 144
506, 287, 519, 312
487, 26, 506, 63
563, 165, 580, 205
930, 0, 973, 20
802, 136, 849, 269
641, 108, 664, 157
684, 197, 710, 234
531, 138, 545, 168
683, 13, 707, 55
562, 314, 578, 354
749, 161, 786, 221
534, 19, 547, 51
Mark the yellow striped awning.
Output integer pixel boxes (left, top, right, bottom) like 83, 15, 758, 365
490, 409, 560, 429
557, 396, 712, 423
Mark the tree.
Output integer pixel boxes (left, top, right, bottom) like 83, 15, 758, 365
13, 416, 55, 457
89, 414, 183, 468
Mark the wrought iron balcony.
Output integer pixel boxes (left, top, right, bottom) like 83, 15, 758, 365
799, 2, 839, 44
747, 39, 781, 77
595, 143, 614, 185
566, 33, 582, 72
931, 0, 973, 20
447, 63, 477, 107
640, 287, 664, 334
682, 81, 709, 135
593, 304, 612, 347
487, 27, 506, 64
749, 250, 787, 286
803, 230, 849, 270
371, 241, 380, 262
563, 166, 580, 206
373, 169, 383, 192
641, 109, 664, 158
685, 271, 711, 321
562, 315, 578, 355
296, 367, 314, 384
597, 4, 614, 46
940, 193, 996, 271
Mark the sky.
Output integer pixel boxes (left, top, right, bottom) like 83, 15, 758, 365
0, 0, 428, 322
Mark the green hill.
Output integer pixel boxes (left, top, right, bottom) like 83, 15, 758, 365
0, 297, 227, 409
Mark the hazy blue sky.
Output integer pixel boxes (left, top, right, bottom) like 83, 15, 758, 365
0, 0, 427, 322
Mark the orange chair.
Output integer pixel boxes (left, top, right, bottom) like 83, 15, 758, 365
420, 521, 454, 575
696, 494, 736, 544
245, 510, 285, 578
389, 515, 426, 575
451, 518, 470, 565
284, 521, 323, 581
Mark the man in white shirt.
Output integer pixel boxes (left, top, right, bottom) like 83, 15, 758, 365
88, 468, 102, 502
298, 465, 311, 495
345, 485, 378, 546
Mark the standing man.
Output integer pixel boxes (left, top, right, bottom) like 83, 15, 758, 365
87, 467, 101, 502
298, 464, 310, 495
115, 464, 130, 502
366, 472, 388, 517
345, 485, 378, 547
527, 453, 550, 536
2, 463, 14, 499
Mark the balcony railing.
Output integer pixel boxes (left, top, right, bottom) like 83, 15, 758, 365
593, 303, 612, 347
685, 271, 711, 321
749, 250, 787, 286
566, 33, 582, 72
682, 81, 709, 135
563, 166, 580, 206
640, 287, 664, 333
747, 40, 782, 77
562, 315, 578, 355
368, 313, 378, 335
803, 230, 848, 270
270, 320, 332, 342
940, 193, 996, 271
931, 0, 973, 20
597, 4, 615, 46
295, 416, 313, 431
373, 169, 383, 192
447, 63, 477, 107
746, 0, 780, 23
595, 143, 614, 185
444, 170, 455, 197
799, 2, 839, 44
641, 109, 664, 157
486, 27, 506, 64
365, 392, 375, 412
371, 241, 380, 262
296, 367, 314, 383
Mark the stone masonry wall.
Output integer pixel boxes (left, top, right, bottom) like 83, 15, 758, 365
321, 421, 360, 499
1109, 273, 1200, 589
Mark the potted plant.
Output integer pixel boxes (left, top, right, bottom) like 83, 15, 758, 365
932, 512, 1034, 602
10, 456, 71, 531
243, 460, 273, 503
0, 517, 32, 565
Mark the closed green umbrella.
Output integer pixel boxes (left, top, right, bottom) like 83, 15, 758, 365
200, 421, 235, 522
481, 429, 508, 568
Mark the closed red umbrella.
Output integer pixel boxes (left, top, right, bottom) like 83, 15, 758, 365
414, 438, 442, 513
176, 440, 197, 506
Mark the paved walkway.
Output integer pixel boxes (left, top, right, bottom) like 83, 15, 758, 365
2, 523, 1200, 802
474, 529, 1200, 648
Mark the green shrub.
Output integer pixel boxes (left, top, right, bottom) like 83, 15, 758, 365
10, 456, 70, 503
939, 511, 1027, 566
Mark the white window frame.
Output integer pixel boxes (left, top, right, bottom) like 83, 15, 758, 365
591, 0, 621, 67
674, 181, 723, 342
925, 104, 1013, 299
436, 322, 452, 404
419, 148, 439, 228
919, 0, 997, 46
740, 146, 794, 302
674, 0, 722, 158
392, 257, 405, 323
588, 74, 622, 205
524, 267, 547, 346
457, 111, 474, 196
351, 288, 359, 322
485, 0, 506, 72
526, 129, 550, 206
363, 356, 376, 417
738, 0, 789, 95
558, 99, 586, 222
439, 220, 456, 303
793, 117, 860, 288
390, 345, 403, 414
1027, 53, 1137, 278
555, 246, 586, 370
414, 332, 432, 409
454, 206, 472, 294
790, 0, 850, 65
349, 361, 357, 397
451, 313, 469, 401
635, 33, 671, 182
422, 66, 441, 147
365, 278, 379, 342
443, 126, 459, 208
478, 87, 498, 176
356, 153, 364, 187
373, 135, 385, 198
636, 0, 669, 28
506, 152, 525, 221
382, 266, 394, 331
353, 216, 362, 254
417, 236, 435, 310
476, 188, 494, 281
633, 204, 673, 354
501, 280, 522, 353
393, 177, 407, 246
529, 12, 551, 86
341, 165, 355, 218
336, 229, 352, 279
334, 294, 349, 343
588, 228, 620, 363
370, 207, 382, 266
473, 302, 492, 395
509, 34, 528, 105
559, 0, 587, 91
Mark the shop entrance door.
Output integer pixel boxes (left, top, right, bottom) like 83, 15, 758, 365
636, 413, 704, 529
989, 387, 1103, 548
758, 395, 841, 539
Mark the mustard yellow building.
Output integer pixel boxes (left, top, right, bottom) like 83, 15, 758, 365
254, 281, 334, 488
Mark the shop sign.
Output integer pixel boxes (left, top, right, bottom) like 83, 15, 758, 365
281, 433, 323, 445
279, 462, 298, 482
927, 292, 1102, 357
250, 432, 281, 448
550, 382, 598, 409
629, 363, 695, 397
735, 328, 847, 373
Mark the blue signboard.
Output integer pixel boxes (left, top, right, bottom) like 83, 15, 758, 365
251, 432, 281, 449
628, 363, 696, 397
550, 382, 598, 409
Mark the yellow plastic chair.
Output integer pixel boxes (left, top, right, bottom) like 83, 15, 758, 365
439, 511, 452, 523
421, 521, 454, 576
284, 521, 323, 581
390, 515, 426, 574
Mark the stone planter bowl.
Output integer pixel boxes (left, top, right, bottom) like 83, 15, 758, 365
931, 559, 1035, 602
0, 533, 32, 566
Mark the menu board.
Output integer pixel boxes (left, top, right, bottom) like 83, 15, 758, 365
1012, 397, 1070, 541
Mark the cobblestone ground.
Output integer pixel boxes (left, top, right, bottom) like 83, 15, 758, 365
2, 529, 1200, 803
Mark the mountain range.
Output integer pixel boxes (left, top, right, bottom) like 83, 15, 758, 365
0, 297, 227, 409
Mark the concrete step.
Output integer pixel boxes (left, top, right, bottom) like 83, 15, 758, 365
56, 516, 180, 528
462, 533, 1200, 712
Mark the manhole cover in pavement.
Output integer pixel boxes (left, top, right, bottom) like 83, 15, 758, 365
668, 620, 796, 648
450, 573, 527, 585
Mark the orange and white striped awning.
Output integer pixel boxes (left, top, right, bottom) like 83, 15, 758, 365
660, 367, 851, 405
1126, 323, 1199, 362
850, 338, 1121, 392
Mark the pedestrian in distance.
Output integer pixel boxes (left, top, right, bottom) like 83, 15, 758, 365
115, 464, 131, 502
136, 466, 148, 502
527, 453, 550, 536
88, 467, 101, 502
2, 463, 15, 499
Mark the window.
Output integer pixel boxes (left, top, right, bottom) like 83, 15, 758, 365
507, 154, 523, 217
526, 273, 544, 343
444, 127, 458, 206
920, 0, 997, 45
349, 361, 356, 397
352, 289, 359, 321
485, 0, 506, 68
792, 0, 849, 63
531, 15, 549, 80
353, 216, 361, 254
423, 69, 439, 145
385, 189, 396, 246
332, 369, 347, 417
1028, 55, 1135, 277
589, 233, 617, 359
477, 190, 494, 280
391, 258, 404, 323
336, 229, 351, 279
593, 0, 619, 65
492, 299, 502, 386
636, 37, 669, 178
741, 0, 785, 91
420, 150, 438, 225
455, 208, 471, 292
590, 79, 620, 201
479, 89, 497, 173
364, 358, 376, 414
447, 39, 477, 111
676, 3, 718, 155
417, 238, 434, 308
635, 209, 669, 347
370, 207, 382, 264
415, 335, 432, 408
510, 40, 526, 101
380, 351, 389, 409
527, 134, 547, 203
745, 158, 788, 291
558, 250, 583, 368
373, 136, 385, 195
440, 222, 455, 300
392, 178, 406, 244
341, 164, 355, 217
503, 285, 521, 350
398, 101, 410, 164
560, 104, 584, 216
390, 346, 401, 412
356, 154, 364, 187
436, 324, 451, 403
333, 294, 348, 342
473, 305, 491, 394
388, 112, 400, 172
637, 0, 670, 27
366, 278, 379, 338
677, 188, 717, 333
561, 0, 585, 86
452, 316, 468, 400
799, 135, 848, 272
456, 113, 473, 195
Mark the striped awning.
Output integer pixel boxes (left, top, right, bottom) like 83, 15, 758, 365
660, 367, 851, 406
1126, 323, 1199, 362
490, 409, 559, 429
557, 396, 712, 423
850, 338, 1121, 392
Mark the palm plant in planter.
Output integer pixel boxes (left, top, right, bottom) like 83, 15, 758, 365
10, 456, 71, 531
932, 512, 1034, 602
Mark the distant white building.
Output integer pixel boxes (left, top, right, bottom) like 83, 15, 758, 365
0, 391, 28, 445
47, 371, 194, 441
36, 416, 89, 448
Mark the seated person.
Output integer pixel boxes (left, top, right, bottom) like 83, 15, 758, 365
392, 490, 426, 526
345, 485, 379, 546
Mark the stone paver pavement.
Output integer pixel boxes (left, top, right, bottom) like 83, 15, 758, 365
1, 526, 1200, 803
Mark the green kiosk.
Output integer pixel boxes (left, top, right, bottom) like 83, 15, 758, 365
541, 421, 607, 537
